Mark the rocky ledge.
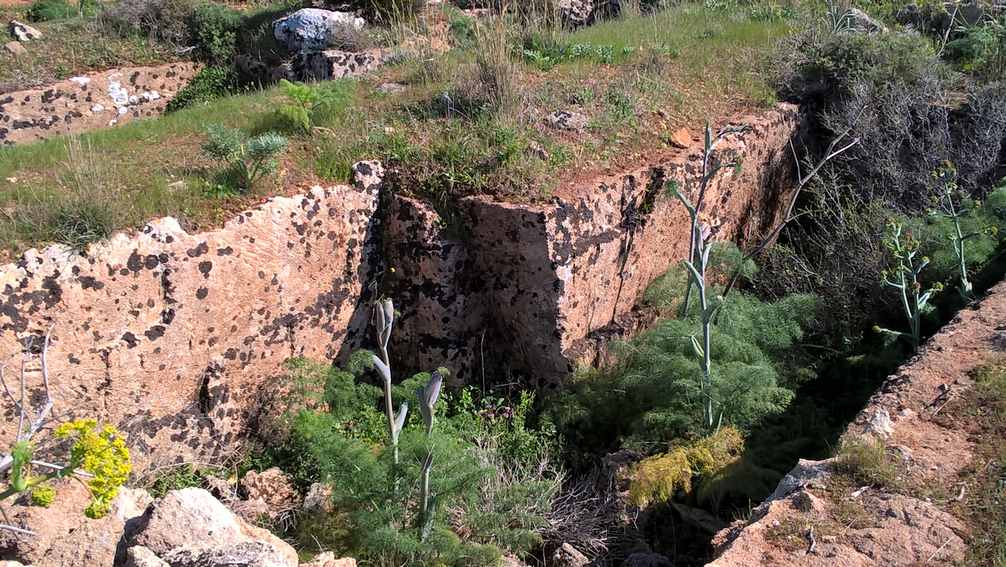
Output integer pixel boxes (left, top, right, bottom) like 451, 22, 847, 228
0, 62, 200, 146
0, 478, 354, 567
706, 279, 1006, 566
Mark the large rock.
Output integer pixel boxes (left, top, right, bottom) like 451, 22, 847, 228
129, 488, 297, 567
236, 467, 300, 524
0, 481, 152, 567
842, 7, 887, 33
9, 20, 41, 42
0, 183, 381, 473
296, 48, 385, 81
273, 8, 365, 53
125, 546, 171, 567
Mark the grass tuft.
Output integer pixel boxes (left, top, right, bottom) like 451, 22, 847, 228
832, 436, 898, 488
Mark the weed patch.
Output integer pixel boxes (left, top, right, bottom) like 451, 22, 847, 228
960, 359, 1006, 566
832, 436, 899, 489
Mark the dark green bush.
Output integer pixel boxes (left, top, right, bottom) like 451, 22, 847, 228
26, 0, 96, 22
99, 0, 198, 45
189, 2, 242, 64
776, 29, 942, 104
554, 261, 817, 455
271, 357, 560, 566
944, 18, 1006, 81
165, 66, 237, 112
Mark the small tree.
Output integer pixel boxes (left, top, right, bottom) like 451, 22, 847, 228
201, 125, 287, 192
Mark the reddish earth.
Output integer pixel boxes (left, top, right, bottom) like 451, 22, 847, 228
708, 280, 1006, 566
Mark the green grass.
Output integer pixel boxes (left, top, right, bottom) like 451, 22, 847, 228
0, 12, 179, 93
962, 360, 1006, 566
0, 1, 799, 259
832, 436, 899, 488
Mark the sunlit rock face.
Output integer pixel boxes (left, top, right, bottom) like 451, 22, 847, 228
0, 62, 200, 146
385, 103, 804, 386
0, 183, 381, 471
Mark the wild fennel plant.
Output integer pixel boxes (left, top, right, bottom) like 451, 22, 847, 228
877, 222, 940, 350
668, 181, 722, 431
933, 163, 977, 300
416, 369, 445, 540
371, 298, 408, 465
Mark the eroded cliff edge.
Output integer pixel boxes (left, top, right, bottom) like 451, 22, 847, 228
0, 103, 802, 471
706, 280, 1006, 566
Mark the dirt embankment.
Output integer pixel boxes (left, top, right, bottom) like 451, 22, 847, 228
707, 280, 1006, 566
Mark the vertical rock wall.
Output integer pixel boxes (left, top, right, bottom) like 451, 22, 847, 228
386, 103, 803, 385
0, 184, 380, 469
0, 104, 802, 470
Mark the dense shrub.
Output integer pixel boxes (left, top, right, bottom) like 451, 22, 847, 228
776, 29, 942, 104
26, 0, 97, 22
190, 2, 242, 64
945, 17, 1006, 81
165, 66, 237, 112
99, 0, 198, 45
267, 358, 561, 566
554, 264, 817, 455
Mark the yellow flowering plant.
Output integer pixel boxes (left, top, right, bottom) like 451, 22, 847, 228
55, 419, 132, 518
2, 419, 131, 520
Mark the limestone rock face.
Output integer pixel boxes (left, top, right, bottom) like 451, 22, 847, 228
0, 183, 381, 472
129, 488, 298, 567
273, 9, 366, 53
296, 49, 385, 81
385, 104, 804, 385
0, 481, 152, 567
0, 62, 199, 146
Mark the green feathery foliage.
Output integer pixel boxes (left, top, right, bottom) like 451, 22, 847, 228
278, 353, 560, 565
555, 271, 816, 454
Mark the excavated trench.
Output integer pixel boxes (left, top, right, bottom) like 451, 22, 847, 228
0, 103, 803, 473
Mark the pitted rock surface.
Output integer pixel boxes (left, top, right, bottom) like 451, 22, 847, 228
295, 48, 386, 81
386, 104, 804, 384
0, 62, 199, 146
0, 184, 380, 472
